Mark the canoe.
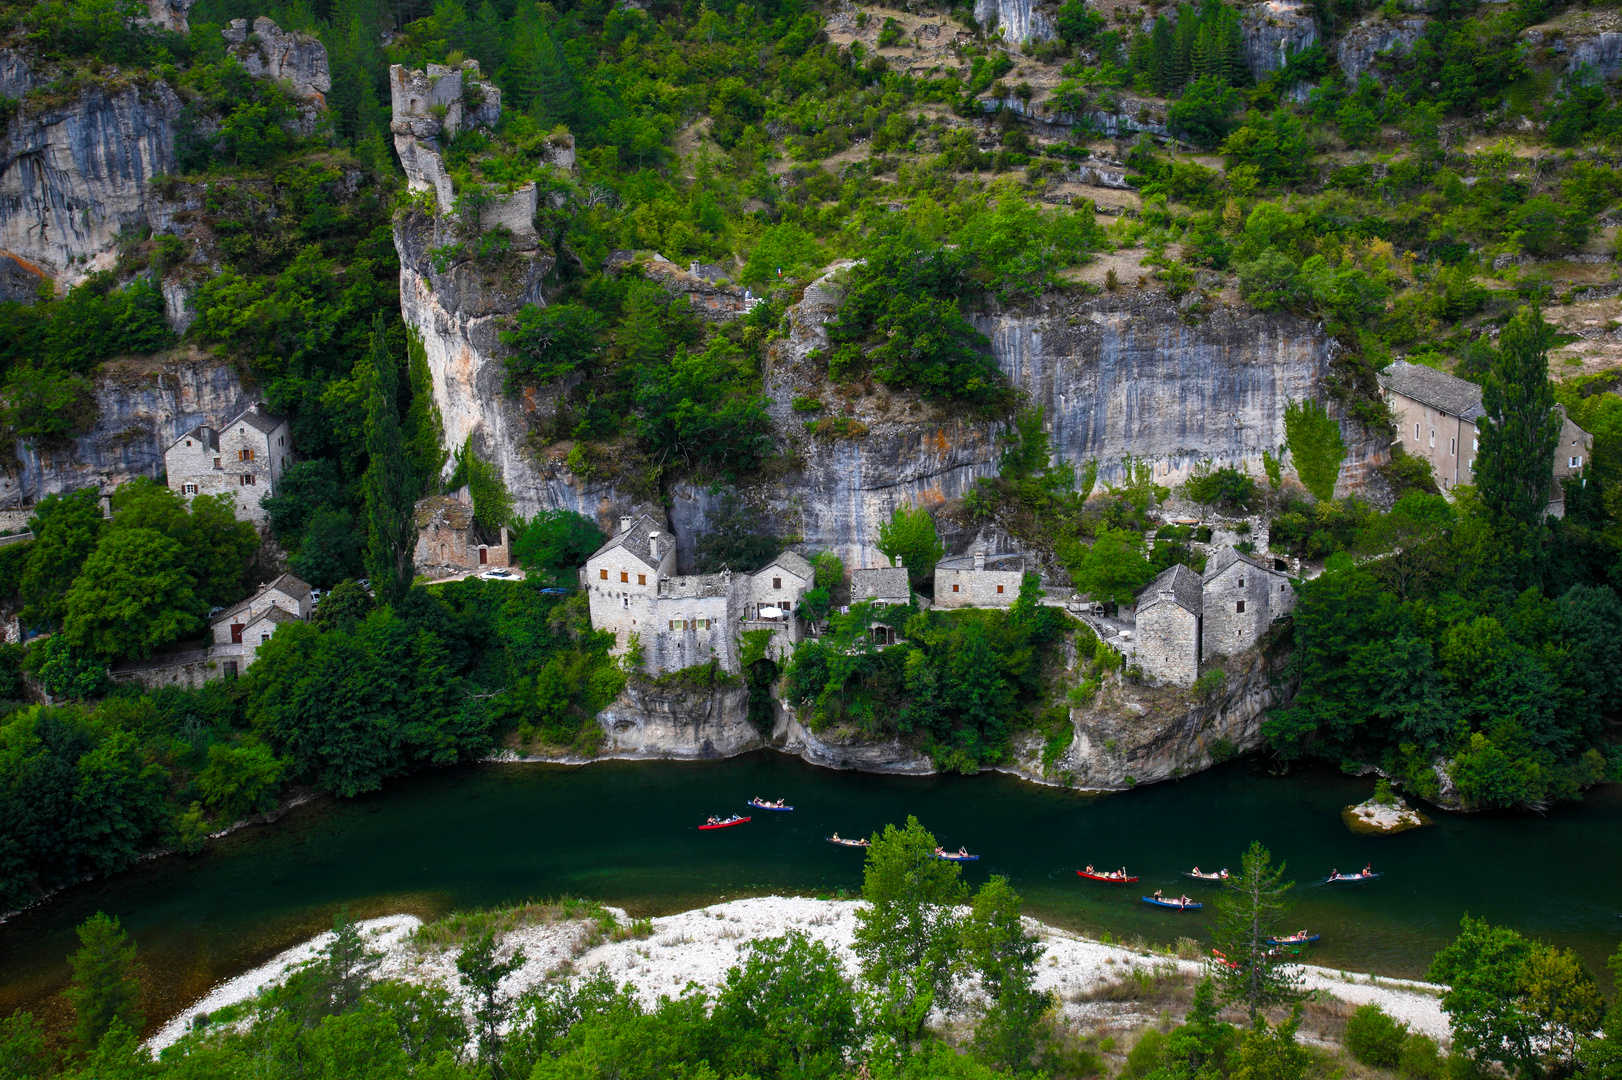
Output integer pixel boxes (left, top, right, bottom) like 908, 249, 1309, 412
936, 851, 980, 862
1323, 871, 1382, 884
827, 837, 869, 848
1267, 933, 1320, 946
747, 799, 794, 811
1142, 896, 1203, 910
699, 815, 750, 830
1183, 870, 1229, 882
1077, 870, 1139, 883
1210, 948, 1239, 969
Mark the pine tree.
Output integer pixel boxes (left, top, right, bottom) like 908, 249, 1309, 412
1476, 306, 1561, 546
404, 329, 448, 492
1211, 841, 1305, 1022
361, 315, 420, 606
310, 908, 382, 1017
63, 911, 142, 1052
1149, 16, 1174, 95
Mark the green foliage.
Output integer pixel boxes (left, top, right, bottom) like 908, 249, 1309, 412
361, 316, 422, 606
0, 365, 97, 450
62, 527, 206, 660
876, 502, 942, 587
1345, 1003, 1409, 1068
711, 930, 860, 1077
449, 436, 514, 531
1284, 399, 1347, 502
1184, 461, 1257, 510
500, 301, 605, 386
512, 509, 605, 584
21, 487, 105, 630
195, 737, 285, 822
1212, 841, 1304, 1021
1070, 526, 1155, 606
1168, 75, 1242, 148
695, 490, 778, 574
64, 911, 143, 1052
1476, 306, 1561, 549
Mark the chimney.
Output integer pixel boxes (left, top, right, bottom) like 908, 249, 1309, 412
649, 530, 660, 559
690, 261, 700, 275
620, 515, 633, 534
893, 554, 903, 569
974, 549, 986, 572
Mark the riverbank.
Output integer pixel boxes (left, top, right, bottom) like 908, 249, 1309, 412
149, 896, 1451, 1053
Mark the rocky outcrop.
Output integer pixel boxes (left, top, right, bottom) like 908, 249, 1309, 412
1563, 31, 1622, 79
223, 17, 331, 104
8, 352, 253, 506
0, 82, 181, 285
975, 0, 1053, 43
779, 713, 935, 773
142, 0, 194, 34
1012, 650, 1282, 789
597, 680, 761, 758
389, 61, 502, 210
1336, 15, 1428, 81
1241, 0, 1319, 77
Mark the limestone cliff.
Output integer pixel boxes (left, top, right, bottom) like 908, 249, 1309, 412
975, 0, 1054, 44
597, 680, 762, 759
1336, 14, 1429, 80
9, 351, 254, 506
1240, 0, 1319, 77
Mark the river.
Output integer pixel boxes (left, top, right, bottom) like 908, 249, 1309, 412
4, 753, 1621, 1037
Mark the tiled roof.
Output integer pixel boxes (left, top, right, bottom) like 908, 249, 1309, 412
415, 494, 475, 530
265, 572, 312, 600
852, 565, 910, 602
248, 606, 301, 627
658, 573, 732, 598
935, 552, 1025, 572
1137, 563, 1203, 614
230, 402, 287, 435
759, 551, 815, 580
1379, 360, 1485, 423
587, 513, 667, 571
1203, 547, 1272, 582
169, 425, 218, 453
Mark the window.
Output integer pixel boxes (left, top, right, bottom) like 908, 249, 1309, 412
239, 448, 255, 462
699, 619, 710, 629
599, 569, 608, 580
622, 597, 629, 608
185, 439, 191, 447
230, 623, 244, 644
278, 435, 285, 447
261, 632, 271, 644
240, 474, 256, 485
1473, 437, 1479, 452
1236, 600, 1246, 613
213, 457, 222, 468
996, 584, 1004, 594
952, 584, 960, 592
1450, 437, 1456, 456
1571, 455, 1585, 468
182, 483, 197, 495
773, 577, 782, 589
620, 572, 628, 583
1429, 429, 1435, 448
1414, 423, 1421, 440
1238, 577, 1244, 588
638, 574, 646, 585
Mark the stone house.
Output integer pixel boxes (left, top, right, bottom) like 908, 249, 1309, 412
933, 549, 1028, 609
413, 489, 511, 578
208, 572, 313, 676
1130, 549, 1294, 687
850, 559, 911, 646
1379, 360, 1592, 516
742, 551, 815, 662
164, 402, 291, 527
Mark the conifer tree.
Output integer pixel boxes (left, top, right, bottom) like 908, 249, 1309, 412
63, 911, 142, 1052
361, 316, 419, 606
1476, 306, 1561, 547
1211, 841, 1305, 1021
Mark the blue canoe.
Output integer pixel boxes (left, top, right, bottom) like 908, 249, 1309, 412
1267, 933, 1321, 946
1323, 871, 1382, 885
747, 799, 794, 811
936, 852, 980, 862
1142, 896, 1203, 910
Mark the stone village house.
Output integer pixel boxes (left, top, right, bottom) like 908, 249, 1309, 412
1379, 359, 1592, 516
163, 402, 292, 527
1130, 548, 1296, 688
110, 571, 315, 689
413, 488, 511, 579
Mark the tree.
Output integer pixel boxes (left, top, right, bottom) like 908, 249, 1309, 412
311, 579, 375, 628
1169, 75, 1241, 148
963, 875, 1051, 1071
1476, 306, 1561, 548
0, 364, 97, 450
361, 315, 421, 606
458, 930, 526, 1069
1070, 526, 1156, 606
1233, 1010, 1312, 1080
311, 908, 383, 1018
0, 1011, 50, 1079
1211, 841, 1304, 1021
288, 507, 366, 588
107, 479, 257, 608
711, 931, 859, 1078
512, 510, 605, 584
448, 436, 514, 532
1343, 1003, 1408, 1067
853, 816, 967, 1037
63, 911, 142, 1052
405, 329, 449, 491
876, 502, 943, 588
194, 738, 285, 822
499, 301, 605, 385
1284, 399, 1347, 502
61, 528, 206, 660
1430, 916, 1604, 1080
20, 487, 104, 630
694, 491, 778, 574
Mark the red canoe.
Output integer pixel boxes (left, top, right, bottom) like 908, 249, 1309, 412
1077, 870, 1139, 883
699, 815, 751, 830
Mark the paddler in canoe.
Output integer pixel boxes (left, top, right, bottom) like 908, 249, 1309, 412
1153, 890, 1197, 908
1084, 865, 1129, 879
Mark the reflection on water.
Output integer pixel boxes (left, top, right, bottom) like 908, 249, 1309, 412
2, 753, 1620, 1037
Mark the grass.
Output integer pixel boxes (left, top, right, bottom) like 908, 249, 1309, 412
1079, 961, 1193, 1007
411, 895, 616, 951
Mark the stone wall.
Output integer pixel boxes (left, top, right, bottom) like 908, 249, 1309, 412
1135, 600, 1199, 687
935, 566, 1025, 608
1201, 564, 1277, 660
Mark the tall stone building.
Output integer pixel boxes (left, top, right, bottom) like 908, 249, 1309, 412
1130, 548, 1295, 687
163, 402, 291, 526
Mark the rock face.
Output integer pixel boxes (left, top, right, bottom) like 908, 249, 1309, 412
597, 680, 762, 759
9, 354, 254, 506
1564, 31, 1622, 79
0, 82, 181, 285
1241, 0, 1320, 76
1017, 650, 1282, 789
975, 0, 1054, 43
1336, 16, 1429, 81
223, 17, 332, 104
142, 0, 194, 34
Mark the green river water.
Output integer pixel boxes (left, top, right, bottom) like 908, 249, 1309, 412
4, 753, 1622, 1037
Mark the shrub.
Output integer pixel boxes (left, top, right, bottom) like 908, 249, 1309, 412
1398, 1033, 1446, 1080
1184, 461, 1256, 509
1344, 1003, 1407, 1068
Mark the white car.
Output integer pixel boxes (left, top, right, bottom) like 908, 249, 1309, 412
481, 568, 513, 579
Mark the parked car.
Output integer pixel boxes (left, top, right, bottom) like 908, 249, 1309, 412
481, 568, 513, 579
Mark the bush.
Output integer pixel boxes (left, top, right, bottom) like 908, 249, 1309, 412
1344, 1003, 1408, 1068
1399, 1033, 1446, 1080
1184, 462, 1256, 509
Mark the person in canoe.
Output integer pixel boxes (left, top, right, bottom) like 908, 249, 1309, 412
1085, 864, 1095, 874
1363, 863, 1373, 876
1116, 868, 1128, 880
1153, 889, 1164, 898
707, 816, 721, 826
832, 831, 841, 841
